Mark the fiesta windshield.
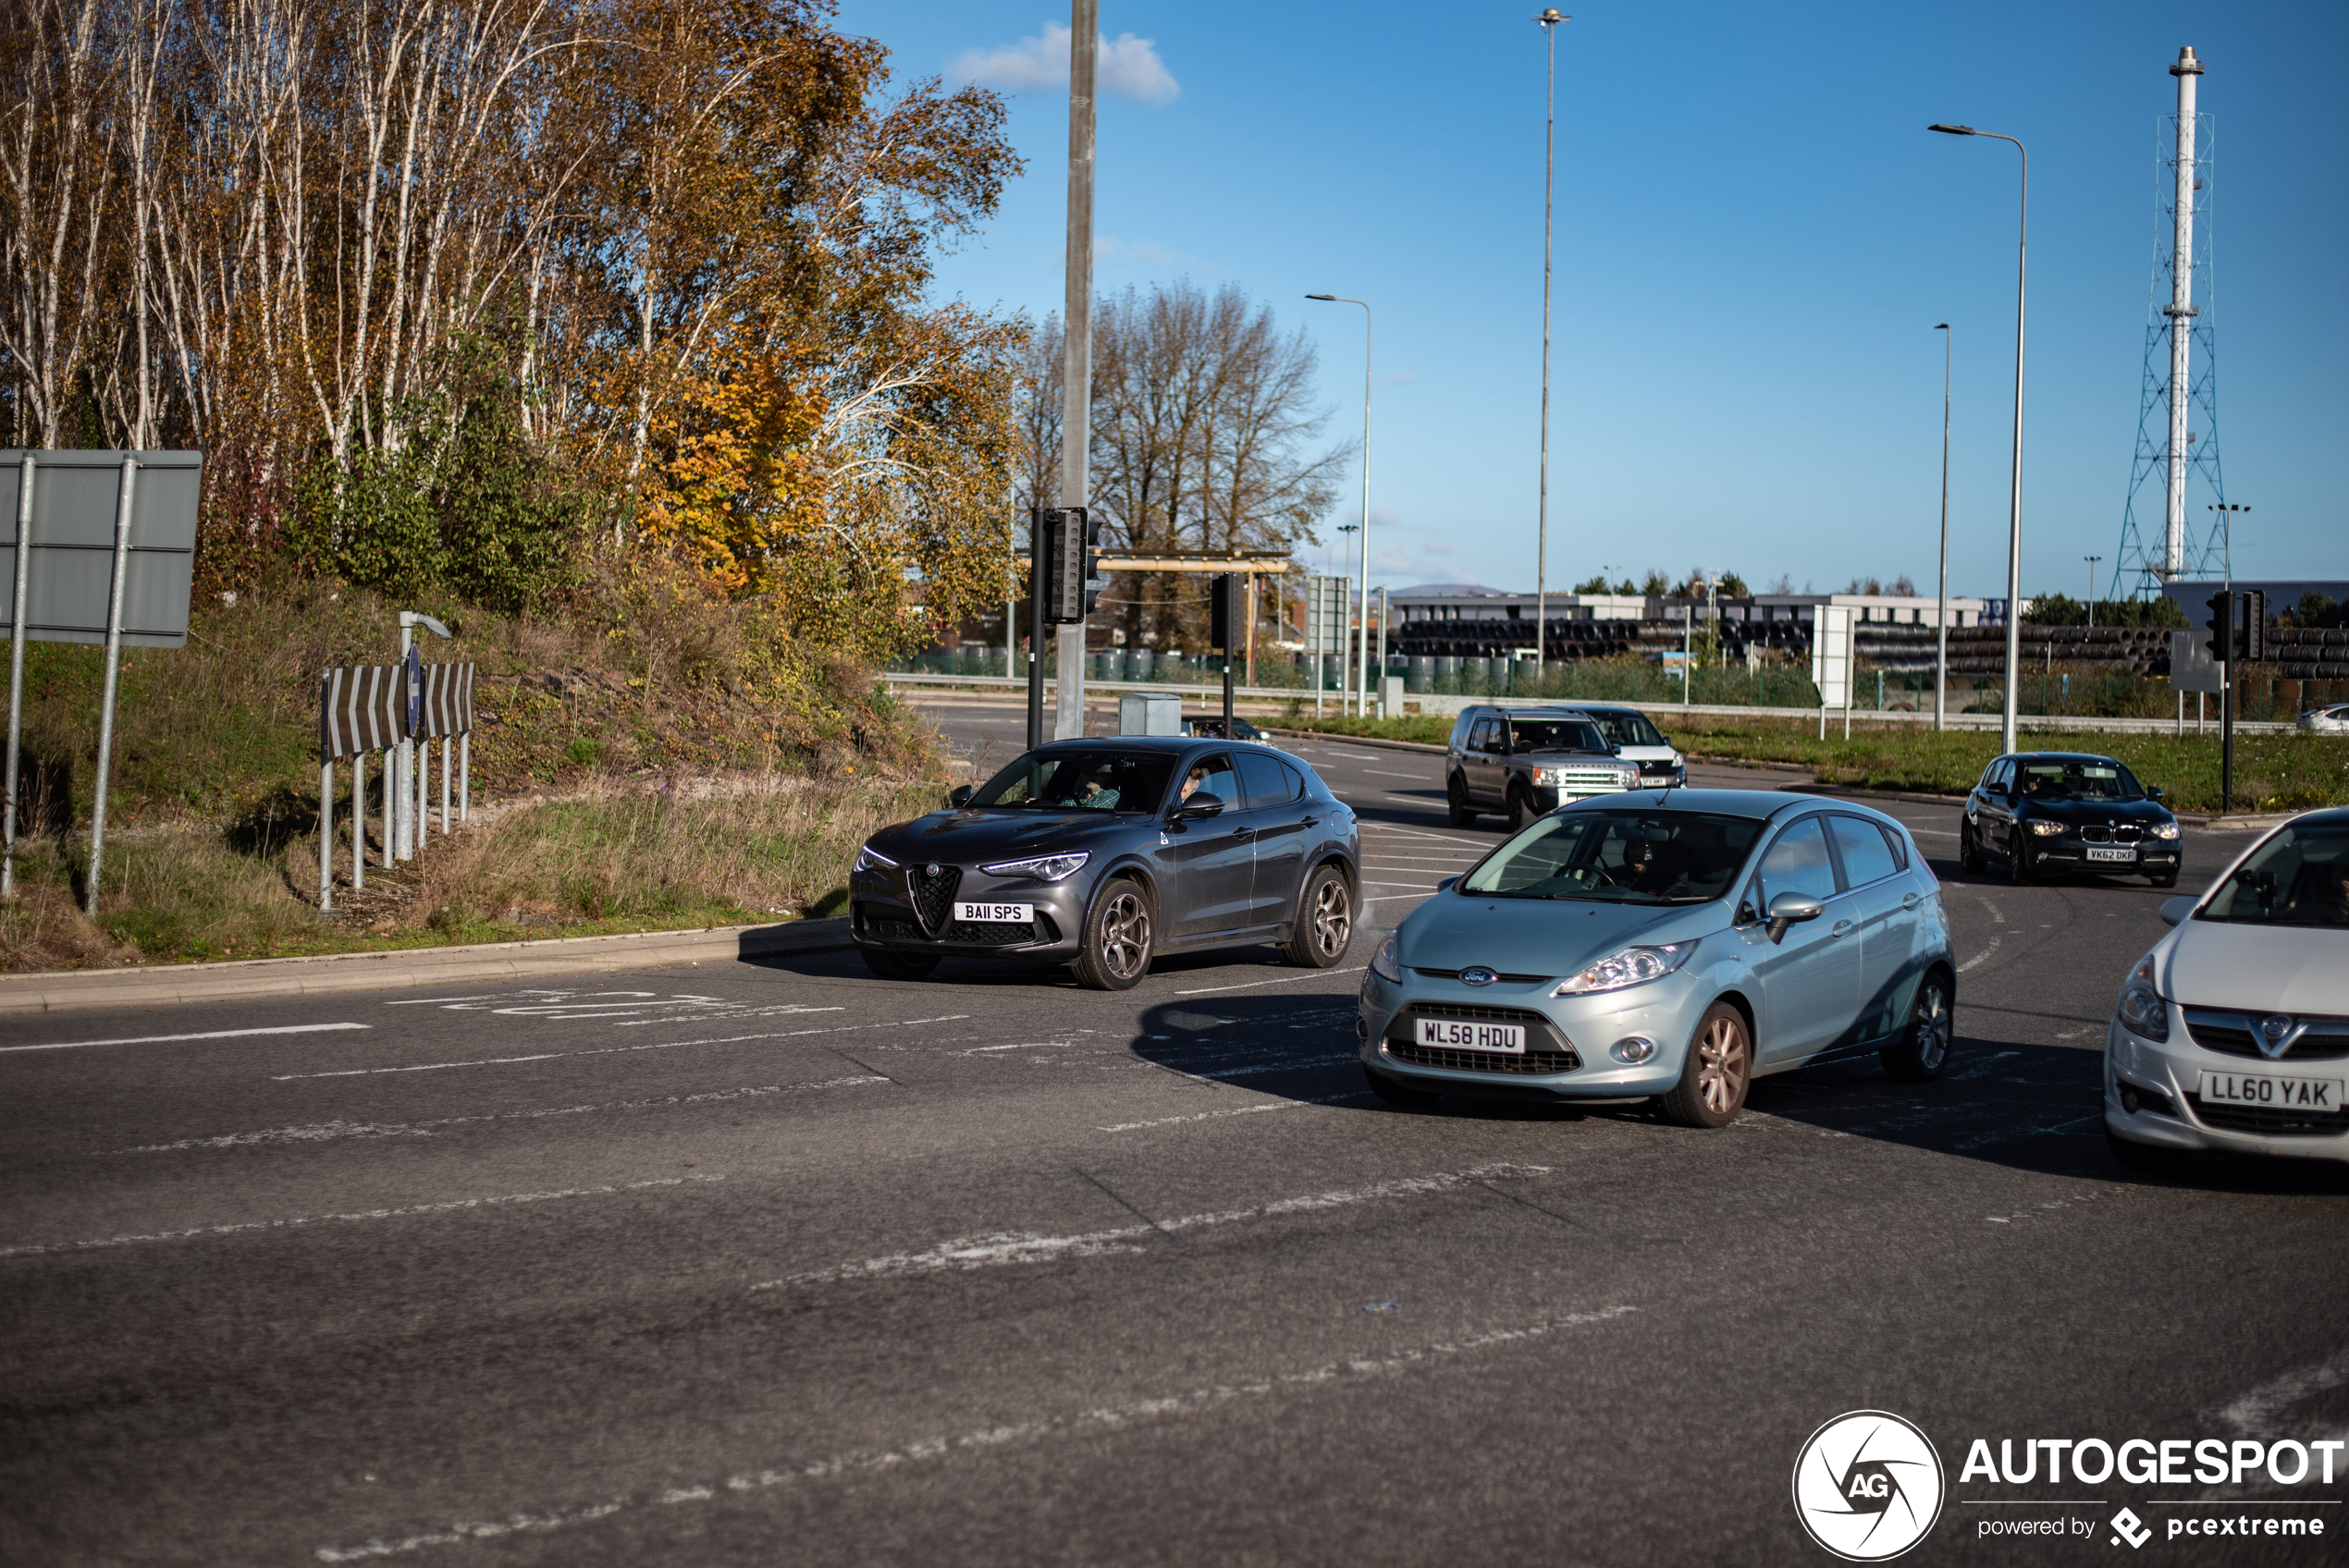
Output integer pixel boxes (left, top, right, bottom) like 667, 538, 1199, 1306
1460, 810, 1764, 905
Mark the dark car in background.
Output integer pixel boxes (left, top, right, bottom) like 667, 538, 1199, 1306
1960, 752, 2182, 887
851, 738, 1359, 990
1445, 704, 1642, 830
1568, 704, 1688, 788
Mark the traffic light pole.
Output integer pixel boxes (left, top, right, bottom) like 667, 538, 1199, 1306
1027, 508, 1046, 752
2221, 669, 2232, 817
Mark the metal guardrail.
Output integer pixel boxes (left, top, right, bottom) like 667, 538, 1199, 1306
881, 672, 2293, 736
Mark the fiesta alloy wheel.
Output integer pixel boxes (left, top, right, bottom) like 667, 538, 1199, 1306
1880, 969, 1953, 1083
1446, 772, 1477, 827
1282, 864, 1354, 968
1073, 876, 1155, 991
1658, 1001, 1752, 1129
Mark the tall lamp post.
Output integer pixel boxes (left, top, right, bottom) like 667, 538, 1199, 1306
2083, 555, 2102, 627
1534, 8, 1568, 681
1933, 323, 1951, 731
1929, 122, 2028, 755
1307, 293, 1372, 719
1335, 522, 1360, 707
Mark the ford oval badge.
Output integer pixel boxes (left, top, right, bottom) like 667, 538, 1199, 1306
1458, 966, 1497, 987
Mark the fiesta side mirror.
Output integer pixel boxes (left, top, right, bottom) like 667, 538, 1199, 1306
1179, 791, 1225, 819
947, 785, 975, 808
1765, 890, 1826, 946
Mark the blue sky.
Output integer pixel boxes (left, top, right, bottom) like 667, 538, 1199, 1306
839, 0, 2345, 601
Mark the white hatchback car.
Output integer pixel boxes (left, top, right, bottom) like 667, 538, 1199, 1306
2297, 704, 2349, 735
2104, 807, 2349, 1168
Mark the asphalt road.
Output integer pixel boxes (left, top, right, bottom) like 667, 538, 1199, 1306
4, 695, 2343, 1566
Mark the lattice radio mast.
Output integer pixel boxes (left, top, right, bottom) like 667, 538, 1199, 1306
2113, 45, 2229, 597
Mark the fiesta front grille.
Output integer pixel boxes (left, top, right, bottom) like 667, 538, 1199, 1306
1386, 1042, 1581, 1075
907, 865, 962, 933
2191, 1097, 2349, 1137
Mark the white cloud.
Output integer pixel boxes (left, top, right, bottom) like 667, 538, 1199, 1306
949, 22, 1180, 106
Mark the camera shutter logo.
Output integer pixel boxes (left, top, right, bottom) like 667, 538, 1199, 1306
1791, 1410, 1945, 1561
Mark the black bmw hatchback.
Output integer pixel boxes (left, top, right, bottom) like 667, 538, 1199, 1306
1960, 751, 2183, 887
850, 738, 1361, 989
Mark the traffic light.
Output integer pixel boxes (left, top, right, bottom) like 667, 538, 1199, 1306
2205, 590, 2233, 665
1040, 507, 1101, 623
2242, 590, 2266, 663
1210, 572, 1237, 651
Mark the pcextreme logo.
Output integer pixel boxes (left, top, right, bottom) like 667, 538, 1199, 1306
1792, 1410, 1948, 1562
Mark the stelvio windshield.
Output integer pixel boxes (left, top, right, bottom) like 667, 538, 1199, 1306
971, 751, 1176, 813
2198, 824, 2349, 928
1460, 810, 1765, 904
2017, 761, 2146, 802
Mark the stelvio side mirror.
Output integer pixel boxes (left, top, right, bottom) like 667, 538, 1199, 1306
1765, 890, 1826, 946
947, 785, 975, 808
1179, 791, 1225, 819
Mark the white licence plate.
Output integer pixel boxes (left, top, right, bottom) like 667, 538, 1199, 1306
2198, 1071, 2343, 1113
1415, 1018, 1526, 1054
2085, 846, 2137, 863
953, 900, 1034, 924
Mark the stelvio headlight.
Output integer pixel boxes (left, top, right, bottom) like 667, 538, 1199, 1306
854, 843, 899, 875
2115, 953, 2169, 1044
979, 851, 1089, 882
1370, 932, 1403, 984
2026, 819, 2066, 837
1551, 942, 1692, 997
2150, 821, 2181, 840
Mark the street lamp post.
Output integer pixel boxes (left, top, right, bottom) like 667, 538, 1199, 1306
1933, 323, 1950, 731
1534, 9, 1567, 684
1307, 293, 1372, 720
2083, 555, 2102, 628
1929, 122, 2028, 755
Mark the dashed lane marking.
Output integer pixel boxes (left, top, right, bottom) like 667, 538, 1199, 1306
1175, 967, 1365, 996
1098, 1090, 1372, 1133
0, 1175, 724, 1259
268, 1016, 973, 1080
311, 1305, 1638, 1563
0, 1022, 371, 1055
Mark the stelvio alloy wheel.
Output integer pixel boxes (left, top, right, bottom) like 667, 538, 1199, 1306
1658, 1001, 1751, 1129
1074, 877, 1154, 991
861, 948, 940, 981
1283, 865, 1353, 968
1880, 970, 1953, 1083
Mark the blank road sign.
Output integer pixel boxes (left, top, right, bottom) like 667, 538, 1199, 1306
0, 450, 202, 649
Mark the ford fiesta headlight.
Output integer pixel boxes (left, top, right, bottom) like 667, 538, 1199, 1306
854, 843, 899, 875
2115, 952, 2169, 1044
1370, 932, 1403, 984
979, 851, 1089, 881
1550, 942, 1693, 997
2150, 821, 2180, 840
2026, 819, 2066, 837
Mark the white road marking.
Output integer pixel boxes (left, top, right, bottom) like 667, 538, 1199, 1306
1175, 966, 1365, 996
0, 1022, 371, 1055
114, 1078, 888, 1154
1355, 767, 1425, 779
756, 1161, 1551, 1290
1099, 1091, 1371, 1133
311, 1305, 1638, 1563
0, 1175, 724, 1259
1957, 937, 2001, 974
269, 1016, 973, 1080
1978, 897, 2005, 924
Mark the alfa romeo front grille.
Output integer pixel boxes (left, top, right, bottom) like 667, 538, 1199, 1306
907, 865, 961, 933
947, 919, 1042, 945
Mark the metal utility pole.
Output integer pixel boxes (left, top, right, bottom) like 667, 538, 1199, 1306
1534, 9, 1567, 682
1933, 323, 1951, 731
2164, 47, 2204, 578
1306, 294, 1372, 720
1929, 122, 2029, 754
2083, 556, 2102, 626
1054, 0, 1097, 741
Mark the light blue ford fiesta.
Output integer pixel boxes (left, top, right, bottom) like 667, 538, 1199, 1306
1358, 790, 1955, 1127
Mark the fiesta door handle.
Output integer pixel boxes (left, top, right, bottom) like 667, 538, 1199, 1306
1830, 920, 1854, 938
1901, 893, 1920, 911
